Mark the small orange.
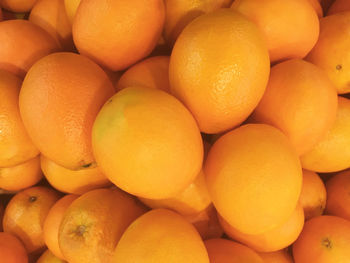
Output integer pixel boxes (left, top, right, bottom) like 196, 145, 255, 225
0, 156, 43, 192
116, 56, 170, 92
328, 0, 350, 14
3, 186, 60, 253
64, 0, 81, 24
0, 0, 37, 12
37, 250, 66, 263
0, 232, 28, 263
113, 209, 210, 263
258, 250, 293, 263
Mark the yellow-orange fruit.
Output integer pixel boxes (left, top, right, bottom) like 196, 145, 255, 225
64, 0, 80, 24
0, 232, 28, 263
37, 250, 66, 263
258, 250, 293, 263
0, 0, 37, 12
328, 0, 350, 14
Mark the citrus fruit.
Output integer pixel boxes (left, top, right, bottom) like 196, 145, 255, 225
0, 0, 37, 12
0, 232, 28, 263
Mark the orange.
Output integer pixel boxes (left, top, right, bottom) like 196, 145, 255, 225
307, 12, 350, 94
251, 59, 338, 156
92, 86, 203, 199
19, 52, 115, 170
169, 9, 270, 134
37, 250, 66, 263
73, 0, 165, 71
293, 215, 350, 262
0, 232, 28, 263
41, 155, 111, 195
164, 0, 230, 45
232, 0, 319, 63
0, 0, 37, 12
328, 0, 350, 14
43, 194, 78, 260
116, 56, 170, 92
29, 0, 73, 50
301, 97, 350, 172
0, 20, 59, 78
0, 156, 43, 192
113, 209, 209, 263
58, 188, 146, 263
299, 170, 327, 220
258, 250, 293, 263
3, 186, 60, 253
0, 70, 39, 167
64, 0, 80, 24
219, 204, 304, 252
204, 238, 263, 263
205, 124, 302, 235
309, 0, 324, 17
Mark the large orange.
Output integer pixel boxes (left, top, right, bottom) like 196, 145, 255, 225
29, 0, 73, 50
40, 155, 111, 195
219, 204, 304, 252
0, 0, 37, 12
0, 232, 28, 263
3, 186, 60, 253
73, 0, 165, 71
113, 209, 209, 263
301, 97, 350, 172
58, 188, 146, 263
293, 216, 350, 262
0, 20, 59, 78
204, 238, 263, 263
92, 86, 203, 199
328, 0, 350, 14
37, 250, 66, 263
232, 0, 319, 63
0, 156, 43, 192
307, 12, 350, 94
0, 70, 39, 167
299, 170, 327, 220
64, 0, 80, 24
116, 56, 170, 92
169, 9, 269, 134
258, 250, 293, 263
19, 52, 115, 170
205, 124, 302, 235
43, 194, 78, 260
251, 59, 338, 156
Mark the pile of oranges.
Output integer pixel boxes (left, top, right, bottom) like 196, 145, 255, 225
1, 0, 350, 262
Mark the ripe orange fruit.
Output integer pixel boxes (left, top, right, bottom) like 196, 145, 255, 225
0, 232, 28, 263
301, 97, 350, 172
116, 56, 170, 92
293, 216, 350, 262
58, 188, 146, 263
0, 20, 59, 78
92, 86, 203, 199
113, 209, 210, 263
64, 0, 80, 24
299, 170, 327, 220
0, 0, 37, 12
0, 70, 39, 167
29, 0, 73, 50
169, 9, 270, 134
73, 0, 165, 71
328, 0, 350, 14
19, 52, 115, 170
40, 155, 111, 195
306, 12, 350, 94
204, 238, 263, 263
0, 156, 43, 192
251, 59, 338, 156
3, 186, 60, 253
231, 0, 319, 63
205, 124, 302, 235
43, 194, 78, 260
219, 204, 304, 252
37, 250, 66, 263
258, 250, 293, 263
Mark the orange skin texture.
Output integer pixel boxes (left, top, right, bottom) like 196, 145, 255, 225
3, 186, 60, 254
37, 250, 66, 263
113, 209, 210, 263
58, 188, 146, 263
0, 156, 43, 192
40, 155, 111, 195
0, 70, 39, 167
73, 0, 165, 71
0, 0, 37, 12
19, 52, 115, 170
116, 56, 170, 92
232, 0, 319, 63
205, 124, 302, 235
299, 170, 327, 220
251, 59, 338, 156
64, 0, 81, 24
293, 215, 350, 262
92, 87, 203, 199
0, 232, 28, 263
328, 0, 350, 14
307, 12, 350, 94
204, 238, 263, 263
219, 204, 304, 252
29, 0, 74, 51
0, 20, 59, 78
301, 97, 350, 172
169, 9, 270, 134
258, 250, 293, 263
